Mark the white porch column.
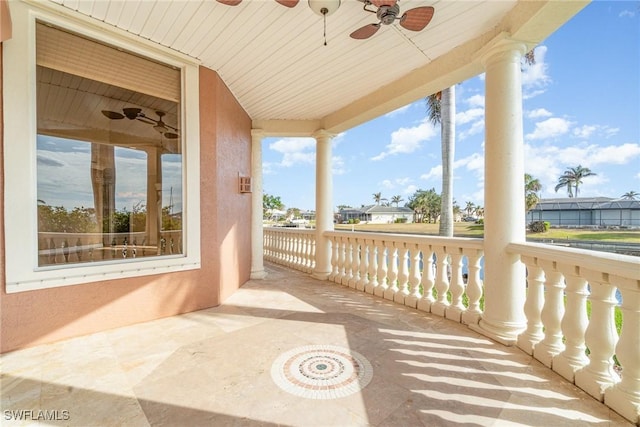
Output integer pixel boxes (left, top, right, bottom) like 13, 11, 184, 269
250, 129, 267, 279
312, 130, 334, 280
471, 37, 528, 345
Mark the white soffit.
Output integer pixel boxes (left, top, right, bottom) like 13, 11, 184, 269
38, 0, 588, 134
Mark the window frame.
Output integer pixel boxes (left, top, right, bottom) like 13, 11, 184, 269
3, 1, 201, 293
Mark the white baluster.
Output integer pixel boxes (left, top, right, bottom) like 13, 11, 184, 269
394, 244, 410, 304
534, 261, 565, 368
356, 240, 369, 291
405, 244, 422, 308
328, 235, 339, 281
554, 264, 590, 381
336, 236, 346, 284
365, 241, 379, 294
374, 241, 389, 298
417, 246, 435, 312
461, 249, 483, 325
576, 269, 620, 401
349, 239, 360, 289
431, 248, 450, 317
343, 238, 353, 287
445, 249, 465, 322
605, 276, 640, 424
384, 243, 399, 301
517, 256, 545, 354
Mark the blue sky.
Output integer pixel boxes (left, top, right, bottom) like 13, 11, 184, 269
262, 1, 640, 211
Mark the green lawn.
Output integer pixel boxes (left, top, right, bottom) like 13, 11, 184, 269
334, 222, 640, 243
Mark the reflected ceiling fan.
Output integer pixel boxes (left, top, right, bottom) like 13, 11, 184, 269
216, 0, 299, 7
102, 108, 179, 139
350, 0, 434, 40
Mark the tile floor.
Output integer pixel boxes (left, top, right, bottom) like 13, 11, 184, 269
1, 263, 632, 426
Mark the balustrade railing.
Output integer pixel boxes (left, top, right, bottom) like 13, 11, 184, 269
324, 231, 485, 325
509, 242, 640, 423
38, 230, 182, 265
263, 227, 316, 273
262, 228, 640, 424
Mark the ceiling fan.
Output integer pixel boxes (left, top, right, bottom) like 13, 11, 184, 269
350, 0, 434, 40
102, 108, 179, 139
216, 0, 299, 7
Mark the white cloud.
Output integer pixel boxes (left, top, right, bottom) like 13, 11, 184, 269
420, 165, 441, 181
380, 177, 413, 189
465, 94, 484, 108
269, 137, 316, 167
371, 119, 437, 161
332, 155, 346, 175
525, 117, 573, 140
459, 120, 484, 140
527, 108, 553, 119
404, 184, 418, 195
524, 142, 640, 197
620, 9, 635, 18
456, 108, 484, 125
573, 124, 619, 139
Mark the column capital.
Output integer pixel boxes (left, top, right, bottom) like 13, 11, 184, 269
477, 32, 529, 68
312, 129, 337, 141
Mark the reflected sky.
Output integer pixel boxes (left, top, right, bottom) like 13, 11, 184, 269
37, 135, 183, 212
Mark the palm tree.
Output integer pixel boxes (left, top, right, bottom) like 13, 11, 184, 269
372, 192, 382, 205
525, 173, 542, 212
391, 195, 404, 207
621, 191, 639, 200
426, 86, 455, 237
464, 201, 475, 216
555, 165, 596, 198
554, 174, 574, 197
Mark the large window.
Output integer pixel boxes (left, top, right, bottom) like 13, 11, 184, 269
36, 22, 183, 266
4, 2, 201, 292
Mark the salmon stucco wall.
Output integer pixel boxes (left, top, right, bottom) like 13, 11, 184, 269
0, 58, 252, 353
200, 66, 252, 302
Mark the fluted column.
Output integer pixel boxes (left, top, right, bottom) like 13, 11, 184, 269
312, 130, 334, 280
471, 36, 528, 345
250, 129, 267, 279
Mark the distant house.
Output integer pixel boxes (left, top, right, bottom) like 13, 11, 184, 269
338, 205, 414, 224
527, 197, 640, 227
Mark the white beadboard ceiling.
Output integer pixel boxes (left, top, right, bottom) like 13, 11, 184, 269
42, 0, 588, 135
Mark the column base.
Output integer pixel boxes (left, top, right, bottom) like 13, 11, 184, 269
469, 318, 524, 346
311, 270, 330, 281
250, 269, 267, 280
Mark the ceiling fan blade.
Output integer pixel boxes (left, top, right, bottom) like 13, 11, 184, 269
400, 6, 434, 32
216, 0, 242, 5
102, 110, 124, 120
350, 23, 380, 40
164, 132, 179, 140
371, 0, 397, 7
275, 0, 298, 7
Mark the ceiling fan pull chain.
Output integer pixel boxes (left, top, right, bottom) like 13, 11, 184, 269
323, 8, 328, 46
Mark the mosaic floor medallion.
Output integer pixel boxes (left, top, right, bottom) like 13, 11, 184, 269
271, 345, 373, 400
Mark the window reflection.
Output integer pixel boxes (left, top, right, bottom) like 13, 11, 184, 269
36, 23, 182, 267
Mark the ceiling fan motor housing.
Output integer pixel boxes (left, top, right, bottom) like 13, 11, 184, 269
377, 4, 399, 25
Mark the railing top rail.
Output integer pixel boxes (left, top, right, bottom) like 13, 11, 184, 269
508, 241, 640, 283
264, 227, 315, 235
324, 230, 484, 250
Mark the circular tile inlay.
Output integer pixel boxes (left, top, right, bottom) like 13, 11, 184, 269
271, 345, 373, 399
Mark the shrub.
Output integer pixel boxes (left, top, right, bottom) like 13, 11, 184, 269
394, 217, 407, 223
529, 220, 549, 233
